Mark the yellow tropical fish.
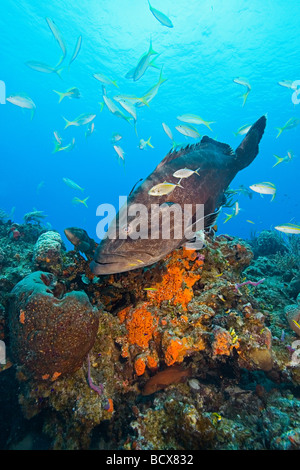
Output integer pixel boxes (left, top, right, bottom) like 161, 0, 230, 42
72, 197, 89, 208
148, 181, 183, 196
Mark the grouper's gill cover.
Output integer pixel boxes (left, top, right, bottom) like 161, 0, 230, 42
91, 115, 266, 275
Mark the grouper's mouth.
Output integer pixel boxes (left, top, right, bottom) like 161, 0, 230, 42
90, 251, 155, 275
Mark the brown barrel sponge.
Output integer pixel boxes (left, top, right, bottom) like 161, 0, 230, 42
9, 271, 99, 380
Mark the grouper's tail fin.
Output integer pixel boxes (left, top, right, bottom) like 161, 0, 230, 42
235, 115, 266, 171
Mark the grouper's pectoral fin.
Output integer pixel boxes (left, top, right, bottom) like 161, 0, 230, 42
181, 207, 222, 249
234, 115, 267, 171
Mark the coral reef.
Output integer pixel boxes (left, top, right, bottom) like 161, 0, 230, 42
1, 217, 300, 450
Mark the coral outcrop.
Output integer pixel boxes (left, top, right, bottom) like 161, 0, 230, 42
32, 231, 63, 273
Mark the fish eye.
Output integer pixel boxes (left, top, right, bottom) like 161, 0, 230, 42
122, 224, 132, 234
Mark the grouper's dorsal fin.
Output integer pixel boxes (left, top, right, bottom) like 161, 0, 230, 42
201, 136, 235, 156
156, 143, 200, 170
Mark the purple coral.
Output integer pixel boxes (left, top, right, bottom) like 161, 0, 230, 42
235, 278, 265, 292
87, 353, 104, 395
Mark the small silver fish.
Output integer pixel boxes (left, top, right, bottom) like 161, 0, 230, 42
173, 167, 200, 179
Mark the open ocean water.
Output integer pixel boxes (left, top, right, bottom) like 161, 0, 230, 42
0, 0, 299, 241
1, 0, 300, 453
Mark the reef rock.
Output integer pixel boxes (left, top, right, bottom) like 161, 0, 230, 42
285, 294, 300, 336
33, 231, 63, 273
9, 271, 99, 380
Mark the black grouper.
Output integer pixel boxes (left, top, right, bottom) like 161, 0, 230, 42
91, 115, 266, 275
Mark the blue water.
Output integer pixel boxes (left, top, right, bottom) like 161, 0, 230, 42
1, 0, 299, 246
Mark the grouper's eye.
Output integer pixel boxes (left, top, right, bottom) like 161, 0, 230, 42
122, 224, 132, 235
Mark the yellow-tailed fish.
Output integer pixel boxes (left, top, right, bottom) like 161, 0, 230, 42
274, 223, 300, 235
133, 38, 158, 82
63, 113, 96, 129
113, 145, 125, 161
278, 80, 298, 90
113, 94, 149, 107
36, 181, 45, 194
233, 77, 251, 106
53, 87, 80, 103
53, 131, 62, 144
137, 67, 167, 107
6, 93, 36, 119
85, 122, 95, 138
273, 150, 294, 168
177, 114, 214, 130
45, 17, 67, 67
103, 89, 131, 123
63, 177, 84, 192
246, 220, 255, 224
93, 73, 118, 88
148, 0, 173, 28
111, 133, 122, 144
162, 122, 173, 141
139, 137, 154, 150
117, 100, 137, 121
58, 137, 75, 153
234, 124, 252, 136
249, 182, 276, 201
25, 61, 63, 78
125, 54, 160, 80
224, 212, 234, 223
175, 124, 201, 139
276, 118, 299, 138
148, 181, 183, 196
72, 196, 89, 208
69, 35, 82, 67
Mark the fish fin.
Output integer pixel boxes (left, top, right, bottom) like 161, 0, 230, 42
63, 117, 73, 129
203, 208, 222, 229
241, 90, 250, 106
235, 115, 267, 171
276, 127, 283, 138
30, 107, 35, 120
129, 178, 143, 197
112, 80, 119, 88
201, 136, 235, 156
273, 155, 284, 167
147, 137, 154, 148
83, 197, 89, 208
53, 90, 65, 103
139, 96, 150, 107
148, 37, 158, 56
182, 208, 221, 248
55, 67, 64, 79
